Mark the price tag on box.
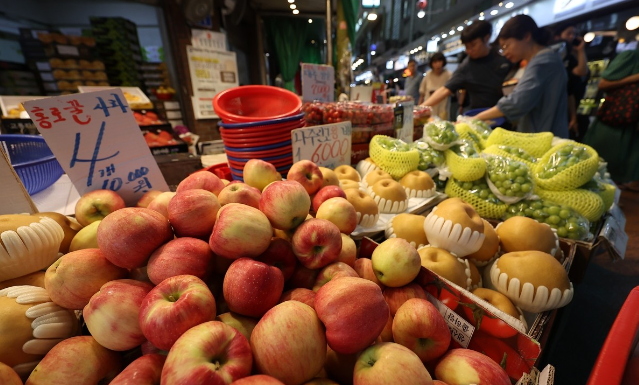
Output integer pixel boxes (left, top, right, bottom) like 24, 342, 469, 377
394, 102, 414, 143
24, 89, 169, 206
427, 292, 475, 348
301, 63, 335, 103
292, 121, 352, 169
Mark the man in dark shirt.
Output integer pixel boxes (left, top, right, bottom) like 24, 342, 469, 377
422, 21, 511, 111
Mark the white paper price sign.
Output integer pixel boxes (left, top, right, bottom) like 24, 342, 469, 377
395, 102, 414, 143
427, 293, 475, 348
292, 121, 352, 169
23, 89, 169, 206
301, 63, 335, 103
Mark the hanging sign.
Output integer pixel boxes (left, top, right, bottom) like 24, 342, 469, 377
23, 89, 169, 206
301, 63, 335, 103
191, 29, 227, 51
292, 121, 352, 169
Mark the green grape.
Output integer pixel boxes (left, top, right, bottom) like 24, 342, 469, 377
469, 119, 492, 139
486, 156, 533, 199
538, 144, 591, 179
451, 140, 479, 158
557, 227, 568, 238
425, 121, 459, 145
504, 198, 590, 240
455, 178, 502, 205
546, 206, 560, 215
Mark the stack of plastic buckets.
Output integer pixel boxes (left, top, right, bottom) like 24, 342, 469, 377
213, 86, 304, 181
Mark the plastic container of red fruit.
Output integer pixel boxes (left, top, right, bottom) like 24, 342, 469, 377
413, 105, 432, 126
302, 101, 325, 126
213, 85, 302, 123
322, 102, 394, 125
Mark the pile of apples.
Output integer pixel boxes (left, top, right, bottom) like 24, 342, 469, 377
12, 159, 512, 385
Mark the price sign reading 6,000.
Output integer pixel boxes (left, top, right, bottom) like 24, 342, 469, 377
292, 121, 352, 169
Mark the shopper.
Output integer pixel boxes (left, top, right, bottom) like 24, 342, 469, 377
418, 52, 452, 119
583, 48, 639, 189
422, 20, 511, 111
404, 59, 421, 102
474, 15, 569, 138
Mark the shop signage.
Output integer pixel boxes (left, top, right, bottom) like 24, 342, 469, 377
442, 37, 462, 55
394, 102, 414, 143
427, 293, 475, 348
291, 121, 352, 169
191, 29, 227, 51
301, 63, 335, 103
23, 89, 169, 206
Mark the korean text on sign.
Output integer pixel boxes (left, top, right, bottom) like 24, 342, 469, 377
301, 63, 335, 103
292, 121, 352, 169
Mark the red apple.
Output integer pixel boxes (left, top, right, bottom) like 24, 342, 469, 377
0, 362, 22, 385
287, 160, 323, 195
217, 182, 261, 208
312, 262, 359, 292
392, 298, 451, 362
162, 321, 253, 384
176, 171, 225, 196
232, 375, 285, 385
110, 354, 166, 385
83, 279, 154, 351
25, 336, 121, 385
209, 203, 273, 259
336, 234, 357, 267
141, 340, 164, 355
324, 345, 358, 385
97, 207, 173, 269
74, 189, 125, 226
287, 264, 320, 290
147, 192, 176, 219
304, 379, 339, 385
255, 238, 297, 281
168, 189, 221, 239
223, 258, 284, 317
147, 237, 214, 285
251, 301, 326, 384
44, 248, 127, 310
376, 309, 394, 343
139, 275, 217, 351
244, 159, 282, 192
312, 185, 346, 212
383, 283, 428, 317
435, 349, 510, 385
292, 218, 342, 269
216, 312, 258, 342
316, 197, 358, 234
315, 277, 389, 354
353, 258, 385, 290
279, 288, 316, 308
136, 190, 163, 208
259, 180, 311, 230
353, 342, 433, 385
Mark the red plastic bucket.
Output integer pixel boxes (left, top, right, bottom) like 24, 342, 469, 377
220, 132, 292, 146
213, 86, 302, 123
225, 146, 292, 159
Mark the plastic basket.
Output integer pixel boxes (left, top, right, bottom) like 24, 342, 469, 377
0, 134, 64, 194
213, 86, 302, 123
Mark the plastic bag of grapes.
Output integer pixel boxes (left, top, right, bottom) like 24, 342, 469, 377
423, 121, 460, 151
484, 154, 535, 204
369, 135, 420, 179
580, 176, 616, 212
482, 144, 537, 169
444, 139, 487, 182
411, 141, 445, 171
503, 199, 593, 241
486, 127, 553, 158
445, 178, 508, 219
534, 142, 599, 191
456, 116, 492, 148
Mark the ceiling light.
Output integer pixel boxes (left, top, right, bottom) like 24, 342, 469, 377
288, 0, 294, 2
311, 40, 315, 44
584, 32, 596, 43
292, 9, 299, 14
627, 16, 639, 31
499, 2, 503, 6
480, 12, 484, 16
479, 16, 485, 20
442, 33, 448, 38
308, 19, 312, 23
457, 26, 463, 31
367, 13, 378, 21
290, 4, 296, 9
324, 39, 327, 43
464, 20, 468, 24
418, 46, 423, 50
265, 53, 270, 57
468, 20, 473, 25
491, 9, 499, 15
450, 30, 455, 35
371, 51, 376, 55
393, 78, 399, 82
505, 2, 514, 8
417, 10, 425, 18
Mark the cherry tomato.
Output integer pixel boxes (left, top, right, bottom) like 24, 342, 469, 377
459, 299, 519, 339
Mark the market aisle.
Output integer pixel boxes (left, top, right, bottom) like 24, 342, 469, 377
541, 190, 639, 384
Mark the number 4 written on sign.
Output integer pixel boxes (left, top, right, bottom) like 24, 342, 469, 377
70, 121, 119, 187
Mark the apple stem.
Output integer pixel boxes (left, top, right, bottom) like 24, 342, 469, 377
367, 358, 376, 367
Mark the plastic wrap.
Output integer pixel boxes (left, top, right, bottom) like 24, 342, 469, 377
413, 105, 432, 127
484, 154, 534, 204
534, 142, 599, 191
302, 101, 325, 126
444, 140, 486, 182
456, 117, 493, 149
536, 188, 605, 223
486, 128, 553, 158
411, 141, 445, 171
581, 176, 616, 212
369, 135, 420, 179
482, 144, 537, 169
423, 121, 460, 151
351, 122, 395, 144
444, 178, 508, 219
321, 102, 394, 125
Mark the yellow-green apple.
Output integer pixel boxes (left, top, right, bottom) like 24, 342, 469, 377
136, 190, 163, 208
176, 171, 225, 196
279, 288, 316, 308
260, 180, 311, 230
217, 182, 261, 208
324, 345, 358, 385
371, 238, 421, 287
216, 312, 258, 342
139, 275, 216, 351
147, 237, 214, 285
353, 343, 433, 385
434, 348, 510, 385
392, 298, 451, 362
417, 247, 469, 289
336, 234, 357, 267
147, 191, 176, 219
168, 189, 221, 239
44, 248, 128, 310
383, 283, 427, 317
0, 362, 22, 385
287, 160, 323, 195
36, 212, 82, 253
110, 354, 166, 385
209, 203, 273, 259
244, 159, 282, 191
74, 189, 125, 227
255, 238, 297, 281
250, 301, 326, 384
319, 167, 340, 187
287, 264, 320, 290
353, 258, 385, 290
303, 379, 339, 385
315, 277, 389, 354
223, 258, 284, 317
292, 218, 343, 269
376, 309, 394, 343
316, 197, 358, 234
69, 220, 100, 252
312, 262, 358, 292
162, 321, 253, 384
97, 207, 173, 269
83, 279, 154, 351
232, 375, 285, 385
312, 185, 346, 212
25, 336, 121, 385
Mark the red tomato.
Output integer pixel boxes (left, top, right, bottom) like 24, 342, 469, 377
418, 268, 460, 311
460, 300, 519, 339
469, 330, 534, 381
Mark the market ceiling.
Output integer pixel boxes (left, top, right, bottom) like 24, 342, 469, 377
251, 0, 329, 15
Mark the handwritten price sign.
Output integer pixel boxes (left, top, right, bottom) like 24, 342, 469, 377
426, 293, 475, 348
24, 89, 169, 206
301, 63, 335, 103
292, 121, 352, 169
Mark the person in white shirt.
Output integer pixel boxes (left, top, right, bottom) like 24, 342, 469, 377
419, 52, 452, 119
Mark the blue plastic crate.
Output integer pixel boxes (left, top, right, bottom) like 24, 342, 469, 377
0, 134, 64, 195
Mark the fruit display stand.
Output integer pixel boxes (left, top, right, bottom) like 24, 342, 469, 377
0, 95, 49, 135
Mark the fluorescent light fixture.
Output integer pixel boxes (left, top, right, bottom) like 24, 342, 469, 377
290, 4, 296, 9
367, 13, 378, 21
491, 9, 499, 15
308, 19, 312, 23
584, 32, 596, 43
505, 2, 514, 8
292, 9, 299, 14
627, 16, 639, 31
457, 26, 463, 31
371, 50, 376, 55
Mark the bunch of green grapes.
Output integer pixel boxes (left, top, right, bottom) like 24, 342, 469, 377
451, 140, 480, 159
580, 177, 605, 193
412, 141, 445, 170
504, 199, 590, 240
469, 119, 492, 140
375, 136, 411, 152
497, 145, 536, 164
457, 178, 502, 205
537, 144, 591, 179
486, 157, 533, 198
425, 121, 459, 146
